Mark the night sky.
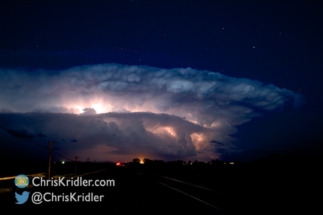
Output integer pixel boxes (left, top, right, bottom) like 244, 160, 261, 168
0, 0, 322, 162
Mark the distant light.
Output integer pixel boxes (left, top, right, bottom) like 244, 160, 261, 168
229, 162, 234, 165
116, 162, 121, 166
62, 161, 65, 164
140, 159, 144, 164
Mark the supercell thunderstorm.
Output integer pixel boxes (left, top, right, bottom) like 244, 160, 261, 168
0, 64, 303, 160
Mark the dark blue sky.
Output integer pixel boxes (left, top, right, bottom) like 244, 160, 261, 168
0, 0, 322, 162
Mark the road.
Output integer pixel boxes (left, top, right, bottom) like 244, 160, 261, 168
0, 165, 320, 214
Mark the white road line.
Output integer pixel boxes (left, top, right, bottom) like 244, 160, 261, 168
0, 173, 46, 181
156, 180, 229, 214
152, 173, 228, 195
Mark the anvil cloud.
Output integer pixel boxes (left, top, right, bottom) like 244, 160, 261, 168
0, 64, 303, 161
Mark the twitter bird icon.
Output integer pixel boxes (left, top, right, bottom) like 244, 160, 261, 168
15, 191, 30, 204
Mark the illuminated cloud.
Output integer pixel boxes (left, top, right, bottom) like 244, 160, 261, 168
0, 64, 303, 160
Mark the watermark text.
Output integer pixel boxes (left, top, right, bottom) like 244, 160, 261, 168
32, 177, 115, 187
32, 192, 104, 204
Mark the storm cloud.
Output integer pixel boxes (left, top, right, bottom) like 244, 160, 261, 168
0, 64, 303, 161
